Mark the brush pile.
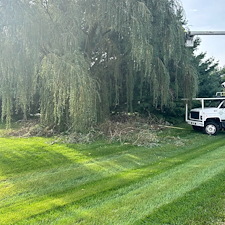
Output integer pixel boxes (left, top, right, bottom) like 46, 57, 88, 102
62, 113, 170, 147
5, 113, 171, 147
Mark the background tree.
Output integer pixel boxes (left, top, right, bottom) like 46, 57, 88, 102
196, 54, 220, 97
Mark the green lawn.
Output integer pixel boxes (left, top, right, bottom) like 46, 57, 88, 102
0, 127, 225, 224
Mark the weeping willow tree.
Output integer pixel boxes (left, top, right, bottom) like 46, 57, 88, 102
79, 0, 198, 112
0, 0, 98, 131
0, 0, 198, 131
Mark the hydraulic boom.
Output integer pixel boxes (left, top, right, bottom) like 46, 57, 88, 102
185, 31, 225, 47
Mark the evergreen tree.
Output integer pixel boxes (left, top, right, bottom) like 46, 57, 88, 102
196, 54, 220, 97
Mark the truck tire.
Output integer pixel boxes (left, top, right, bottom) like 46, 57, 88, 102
204, 122, 219, 135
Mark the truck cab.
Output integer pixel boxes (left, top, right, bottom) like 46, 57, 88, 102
184, 93, 225, 135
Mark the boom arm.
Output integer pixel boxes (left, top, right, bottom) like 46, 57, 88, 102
185, 31, 225, 47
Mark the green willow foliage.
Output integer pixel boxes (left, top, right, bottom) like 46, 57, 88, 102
0, 0, 198, 131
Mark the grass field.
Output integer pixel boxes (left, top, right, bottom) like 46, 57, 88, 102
0, 126, 225, 224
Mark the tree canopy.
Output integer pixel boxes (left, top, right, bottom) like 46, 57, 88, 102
0, 0, 198, 131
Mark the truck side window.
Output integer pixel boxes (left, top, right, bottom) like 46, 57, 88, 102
220, 102, 225, 108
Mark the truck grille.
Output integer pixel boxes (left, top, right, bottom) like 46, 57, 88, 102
190, 111, 199, 120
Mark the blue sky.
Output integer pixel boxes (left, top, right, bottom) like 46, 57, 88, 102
180, 0, 225, 67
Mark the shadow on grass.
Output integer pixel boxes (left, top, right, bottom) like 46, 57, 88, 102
0, 141, 73, 176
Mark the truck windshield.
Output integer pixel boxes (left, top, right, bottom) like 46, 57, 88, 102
205, 100, 223, 108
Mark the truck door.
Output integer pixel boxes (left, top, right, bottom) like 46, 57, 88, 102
218, 101, 225, 120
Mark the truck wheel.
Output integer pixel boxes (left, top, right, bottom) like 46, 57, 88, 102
204, 122, 219, 135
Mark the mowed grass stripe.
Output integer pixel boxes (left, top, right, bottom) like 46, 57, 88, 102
0, 133, 222, 177
1, 136, 225, 224
0, 134, 224, 187
19, 144, 225, 225
0, 135, 224, 210
1, 134, 224, 204
134, 171, 225, 224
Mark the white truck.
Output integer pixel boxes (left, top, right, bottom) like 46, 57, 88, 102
184, 30, 225, 135
184, 93, 225, 135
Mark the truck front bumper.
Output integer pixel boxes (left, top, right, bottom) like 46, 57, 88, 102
186, 119, 204, 127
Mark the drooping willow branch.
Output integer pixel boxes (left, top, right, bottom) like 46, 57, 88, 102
0, 0, 198, 131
